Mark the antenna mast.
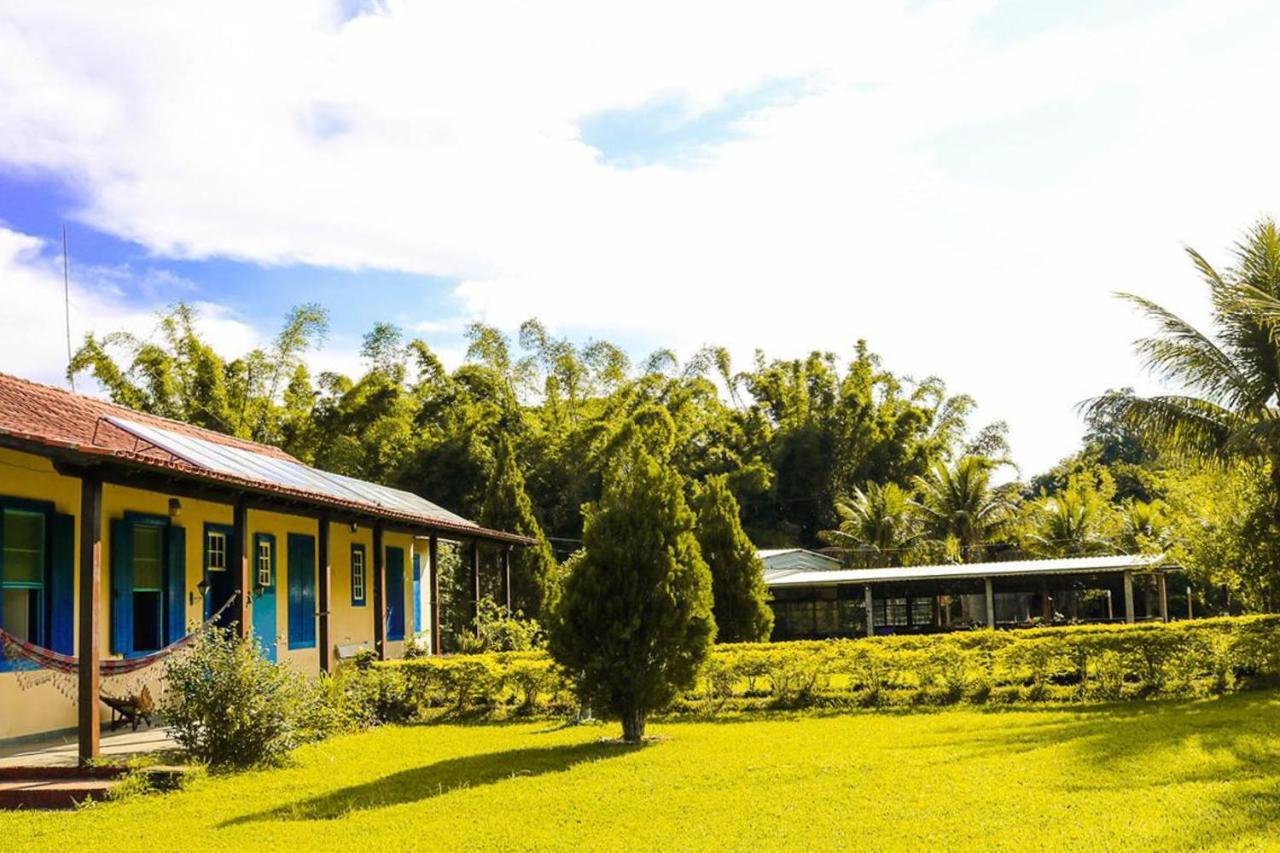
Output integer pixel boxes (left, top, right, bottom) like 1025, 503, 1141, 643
63, 224, 75, 392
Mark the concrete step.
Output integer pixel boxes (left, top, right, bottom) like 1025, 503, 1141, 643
0, 766, 127, 810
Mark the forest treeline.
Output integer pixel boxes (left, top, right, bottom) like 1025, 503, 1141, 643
68, 219, 1280, 629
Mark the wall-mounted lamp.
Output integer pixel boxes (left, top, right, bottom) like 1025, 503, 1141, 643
196, 577, 210, 598
168, 497, 183, 519
350, 522, 359, 533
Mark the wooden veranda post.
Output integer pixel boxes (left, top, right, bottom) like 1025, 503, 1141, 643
318, 515, 332, 672
501, 545, 512, 611
1157, 573, 1169, 622
232, 498, 250, 638
984, 577, 995, 629
1123, 571, 1136, 624
428, 535, 441, 655
863, 585, 874, 637
77, 473, 103, 765
471, 542, 482, 636
373, 524, 387, 660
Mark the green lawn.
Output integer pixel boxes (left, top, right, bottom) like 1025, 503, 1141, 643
6, 691, 1280, 852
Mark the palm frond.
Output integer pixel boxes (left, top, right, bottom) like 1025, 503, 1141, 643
1117, 292, 1255, 408
1081, 391, 1243, 463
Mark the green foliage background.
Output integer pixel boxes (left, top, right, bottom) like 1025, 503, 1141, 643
69, 221, 1280, 639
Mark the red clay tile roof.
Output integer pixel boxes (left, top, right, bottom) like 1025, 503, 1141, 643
0, 372, 531, 545
0, 372, 299, 461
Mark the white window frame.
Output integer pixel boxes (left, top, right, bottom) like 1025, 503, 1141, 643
352, 548, 366, 603
257, 539, 272, 587
207, 531, 227, 571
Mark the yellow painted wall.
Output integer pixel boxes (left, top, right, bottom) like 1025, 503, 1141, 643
328, 523, 376, 652
0, 448, 81, 740
0, 446, 426, 743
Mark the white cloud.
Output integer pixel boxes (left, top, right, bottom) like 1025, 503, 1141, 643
1, 0, 1278, 472
0, 227, 264, 387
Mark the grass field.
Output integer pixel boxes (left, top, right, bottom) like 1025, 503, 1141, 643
5, 690, 1279, 852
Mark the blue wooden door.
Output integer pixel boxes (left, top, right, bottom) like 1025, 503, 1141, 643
386, 546, 405, 641
287, 533, 316, 649
251, 533, 277, 662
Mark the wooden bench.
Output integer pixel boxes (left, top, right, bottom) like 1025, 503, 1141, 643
334, 642, 372, 665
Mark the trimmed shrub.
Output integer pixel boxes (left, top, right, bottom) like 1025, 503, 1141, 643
360, 615, 1280, 723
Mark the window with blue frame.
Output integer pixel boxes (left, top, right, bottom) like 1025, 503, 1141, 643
1, 510, 46, 644
0, 498, 75, 658
110, 514, 186, 657
131, 523, 165, 652
256, 538, 273, 588
350, 544, 366, 606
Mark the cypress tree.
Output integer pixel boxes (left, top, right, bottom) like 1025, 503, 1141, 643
478, 437, 560, 617
692, 475, 774, 642
549, 441, 715, 742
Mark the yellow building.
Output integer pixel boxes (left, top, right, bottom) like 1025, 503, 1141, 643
0, 373, 528, 759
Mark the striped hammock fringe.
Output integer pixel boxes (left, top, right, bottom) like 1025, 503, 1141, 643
0, 594, 238, 677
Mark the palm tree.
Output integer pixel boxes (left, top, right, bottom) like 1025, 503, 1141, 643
1117, 499, 1170, 554
1023, 485, 1114, 558
1085, 219, 1280, 517
822, 481, 918, 566
912, 456, 1014, 562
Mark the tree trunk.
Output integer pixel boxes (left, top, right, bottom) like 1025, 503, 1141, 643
621, 707, 647, 742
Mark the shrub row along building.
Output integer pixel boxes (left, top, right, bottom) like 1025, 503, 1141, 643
759, 549, 1183, 641
0, 373, 530, 760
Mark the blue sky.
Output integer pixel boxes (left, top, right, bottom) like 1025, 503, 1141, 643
2, 0, 1279, 475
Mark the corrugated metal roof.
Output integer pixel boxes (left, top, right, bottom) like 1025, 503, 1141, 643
108, 416, 472, 529
765, 554, 1168, 587
756, 548, 843, 574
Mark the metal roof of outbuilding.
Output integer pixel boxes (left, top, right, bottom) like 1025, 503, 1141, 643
764, 554, 1169, 587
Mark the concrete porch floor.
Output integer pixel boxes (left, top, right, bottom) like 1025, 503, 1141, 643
0, 726, 179, 768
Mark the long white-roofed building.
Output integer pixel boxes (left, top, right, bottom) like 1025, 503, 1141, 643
760, 551, 1183, 641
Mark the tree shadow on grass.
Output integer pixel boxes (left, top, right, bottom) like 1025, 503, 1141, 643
222, 740, 644, 825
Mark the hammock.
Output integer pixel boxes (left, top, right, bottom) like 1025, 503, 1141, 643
0, 593, 237, 677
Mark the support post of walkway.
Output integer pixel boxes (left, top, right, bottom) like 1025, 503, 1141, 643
1157, 573, 1169, 623
984, 577, 995, 629
232, 497, 250, 638
1123, 570, 1136, 624
318, 515, 332, 672
373, 524, 387, 660
77, 473, 103, 766
863, 585, 874, 637
471, 542, 482, 636
429, 535, 441, 655
501, 545, 512, 611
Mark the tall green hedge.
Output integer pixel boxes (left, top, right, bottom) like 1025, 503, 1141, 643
371, 615, 1280, 718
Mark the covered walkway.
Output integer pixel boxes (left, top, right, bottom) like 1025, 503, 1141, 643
766, 554, 1184, 640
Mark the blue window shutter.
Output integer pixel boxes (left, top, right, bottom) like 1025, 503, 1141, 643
412, 553, 422, 634
166, 525, 186, 644
110, 519, 133, 655
0, 509, 7, 634
287, 537, 299, 645
302, 546, 316, 645
48, 513, 76, 654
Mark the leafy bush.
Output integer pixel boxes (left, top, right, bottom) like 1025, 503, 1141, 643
163, 627, 324, 770
457, 597, 544, 654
